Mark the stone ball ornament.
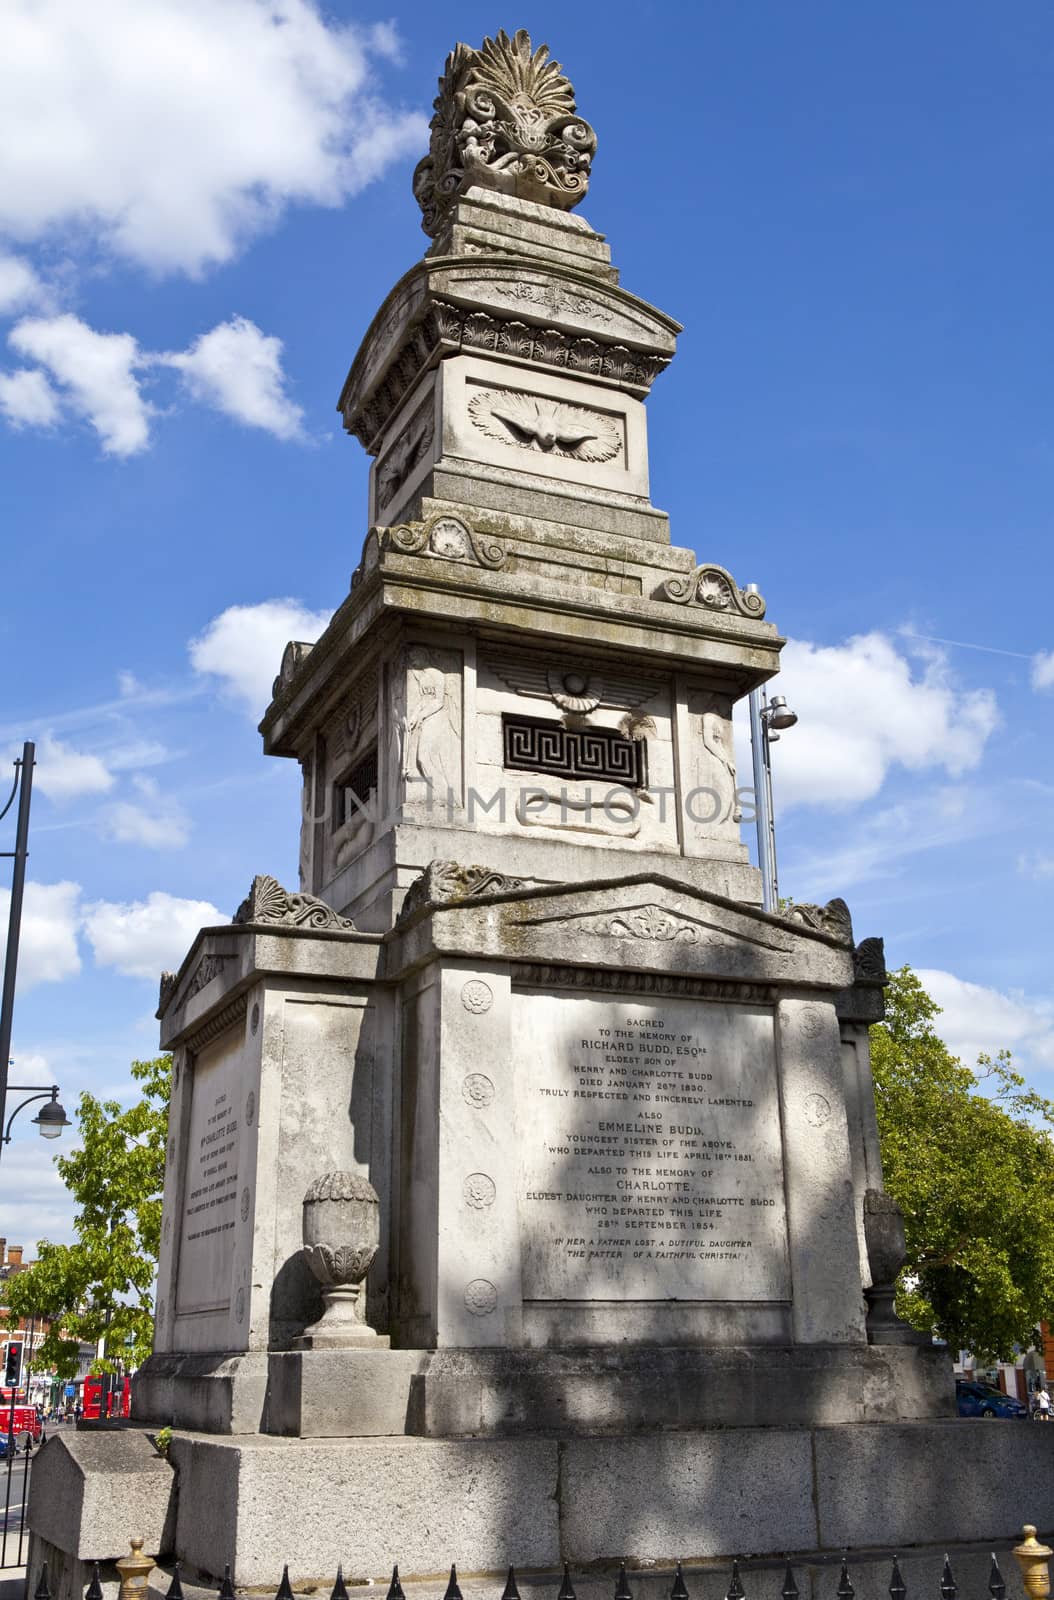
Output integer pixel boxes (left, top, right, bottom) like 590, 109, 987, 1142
296, 1171, 390, 1349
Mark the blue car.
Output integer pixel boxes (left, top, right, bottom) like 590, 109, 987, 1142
956, 1379, 1030, 1419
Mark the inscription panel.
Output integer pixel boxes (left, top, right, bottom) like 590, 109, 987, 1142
175, 1031, 244, 1318
511, 992, 789, 1302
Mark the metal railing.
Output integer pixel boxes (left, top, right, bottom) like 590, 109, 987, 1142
31, 1538, 1054, 1600
0, 1430, 36, 1568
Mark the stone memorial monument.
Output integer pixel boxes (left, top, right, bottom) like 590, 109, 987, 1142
29, 28, 1054, 1598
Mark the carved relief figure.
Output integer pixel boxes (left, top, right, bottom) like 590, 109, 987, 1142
394, 646, 463, 800
468, 388, 621, 463
687, 691, 741, 839
298, 754, 313, 890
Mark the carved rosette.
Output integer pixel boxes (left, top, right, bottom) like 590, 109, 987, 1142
660, 564, 766, 619
233, 874, 357, 932
298, 1172, 386, 1349
413, 30, 597, 238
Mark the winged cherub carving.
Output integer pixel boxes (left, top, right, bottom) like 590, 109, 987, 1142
468, 389, 621, 463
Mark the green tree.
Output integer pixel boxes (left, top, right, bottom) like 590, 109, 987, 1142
872, 967, 1054, 1361
6, 1055, 171, 1377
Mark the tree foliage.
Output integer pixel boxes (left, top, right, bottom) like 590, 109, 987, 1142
872, 968, 1054, 1361
6, 1056, 171, 1377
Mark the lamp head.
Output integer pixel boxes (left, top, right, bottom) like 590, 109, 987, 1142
33, 1097, 70, 1140
767, 694, 798, 731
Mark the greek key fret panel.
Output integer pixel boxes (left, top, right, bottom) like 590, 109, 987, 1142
501, 715, 647, 787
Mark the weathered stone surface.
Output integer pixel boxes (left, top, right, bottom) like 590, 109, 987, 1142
28, 1430, 174, 1558
406, 1345, 953, 1437
132, 1352, 269, 1433
265, 1350, 427, 1436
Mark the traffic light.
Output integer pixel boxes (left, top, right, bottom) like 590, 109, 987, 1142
4, 1342, 22, 1387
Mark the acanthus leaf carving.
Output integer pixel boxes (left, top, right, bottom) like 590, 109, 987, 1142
660, 564, 766, 620
783, 897, 854, 946
396, 858, 529, 925
234, 874, 357, 932
413, 29, 596, 239
560, 903, 705, 944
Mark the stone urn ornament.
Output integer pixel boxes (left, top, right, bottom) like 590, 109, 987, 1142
296, 1171, 389, 1349
862, 1187, 927, 1345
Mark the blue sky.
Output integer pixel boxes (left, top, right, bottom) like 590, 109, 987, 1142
1, 0, 1052, 1244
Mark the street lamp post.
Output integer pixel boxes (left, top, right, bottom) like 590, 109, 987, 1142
0, 744, 36, 1163
746, 675, 798, 914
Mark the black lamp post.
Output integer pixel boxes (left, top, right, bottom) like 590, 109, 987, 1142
3, 1085, 70, 1146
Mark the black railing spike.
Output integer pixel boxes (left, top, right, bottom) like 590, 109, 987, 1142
445, 1564, 463, 1600
940, 1555, 956, 1600
726, 1559, 745, 1600
503, 1566, 521, 1600
220, 1565, 237, 1600
615, 1562, 633, 1600
34, 1561, 50, 1600
671, 1561, 690, 1600
85, 1563, 104, 1600
888, 1556, 906, 1600
558, 1562, 577, 1600
781, 1561, 799, 1600
331, 1565, 349, 1600
988, 1555, 1006, 1600
275, 1564, 294, 1600
387, 1566, 405, 1600
837, 1555, 854, 1600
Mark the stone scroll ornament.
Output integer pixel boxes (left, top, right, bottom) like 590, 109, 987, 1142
413, 29, 597, 238
298, 1172, 388, 1348
396, 859, 528, 925
233, 874, 357, 931
783, 896, 854, 945
660, 564, 767, 619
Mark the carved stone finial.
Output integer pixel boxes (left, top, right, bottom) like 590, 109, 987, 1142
862, 1188, 926, 1346
297, 1172, 388, 1349
233, 874, 357, 932
157, 970, 178, 1018
413, 29, 597, 238
783, 897, 854, 946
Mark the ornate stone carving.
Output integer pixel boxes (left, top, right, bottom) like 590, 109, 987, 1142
413, 30, 596, 238
467, 388, 621, 462
463, 1173, 496, 1209
803, 1093, 831, 1127
245, 1090, 256, 1127
392, 645, 463, 799
183, 954, 232, 1003
660, 564, 767, 619
376, 401, 434, 512
158, 971, 178, 1016
862, 1188, 924, 1345
384, 513, 506, 569
854, 936, 887, 984
462, 1073, 496, 1108
460, 979, 494, 1014
233, 874, 357, 932
487, 652, 661, 715
298, 1172, 387, 1349
397, 859, 528, 924
572, 904, 703, 944
687, 689, 741, 834
271, 638, 316, 702
463, 1277, 499, 1316
784, 897, 854, 945
343, 301, 669, 450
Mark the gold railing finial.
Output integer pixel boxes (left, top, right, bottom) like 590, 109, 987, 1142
116, 1536, 155, 1600
1013, 1525, 1053, 1600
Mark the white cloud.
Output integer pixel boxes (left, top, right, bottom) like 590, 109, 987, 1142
118, 671, 143, 697
0, 253, 45, 315
30, 733, 114, 800
165, 316, 303, 440
189, 597, 332, 716
918, 968, 1054, 1071
103, 776, 189, 849
736, 632, 999, 811
1032, 651, 1054, 692
0, 0, 427, 277
0, 367, 60, 429
1018, 852, 1054, 881
82, 890, 224, 978
9, 314, 150, 455
0, 881, 82, 990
